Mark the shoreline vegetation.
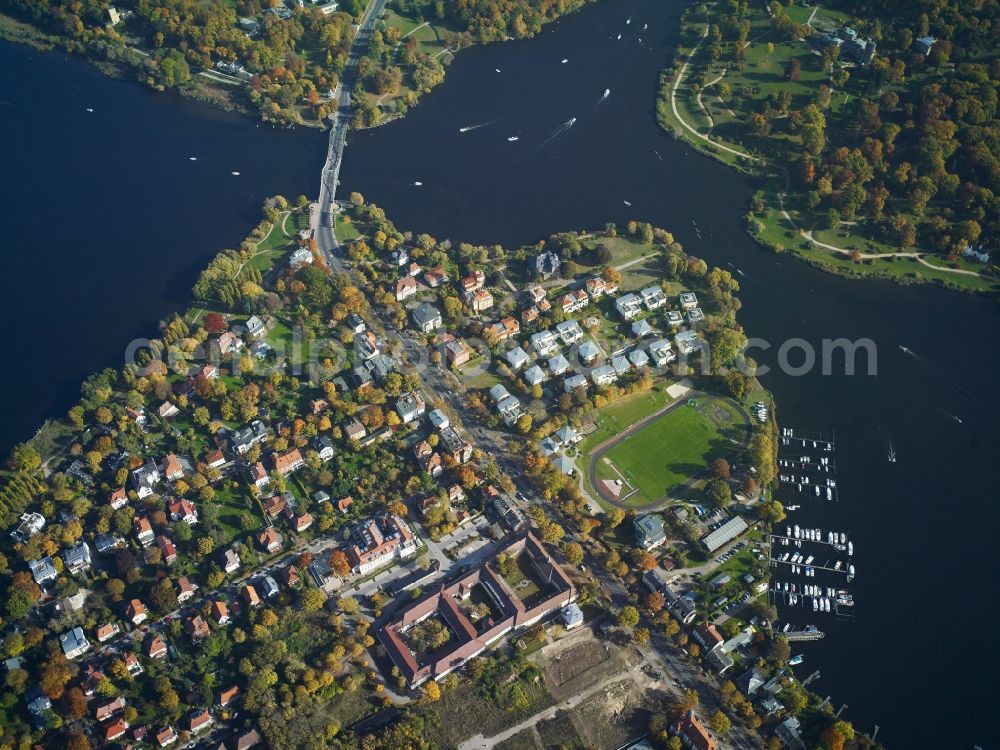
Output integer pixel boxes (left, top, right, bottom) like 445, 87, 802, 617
655, 0, 1000, 295
0, 0, 595, 129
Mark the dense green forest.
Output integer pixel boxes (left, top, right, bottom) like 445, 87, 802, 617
666, 0, 1000, 270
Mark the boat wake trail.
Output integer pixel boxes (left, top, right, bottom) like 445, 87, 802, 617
458, 120, 494, 133
900, 346, 999, 415
535, 117, 577, 150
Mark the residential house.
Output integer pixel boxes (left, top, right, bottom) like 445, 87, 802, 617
438, 426, 473, 464
775, 717, 805, 750
314, 436, 335, 462
561, 603, 584, 629
615, 293, 643, 320
211, 601, 230, 625
530, 330, 559, 357
548, 353, 571, 376
411, 302, 443, 333
59, 627, 91, 659
629, 348, 650, 368
96, 623, 120, 642
465, 288, 494, 313
168, 498, 198, 525
218, 685, 240, 708
146, 634, 168, 659
258, 526, 283, 554
95, 696, 126, 722
612, 354, 632, 376
531, 251, 561, 279
156, 725, 178, 747
109, 487, 128, 509
563, 374, 588, 393
485, 316, 521, 342
496, 395, 524, 425
104, 718, 129, 742
395, 391, 427, 424
94, 532, 122, 555
156, 536, 177, 566
524, 364, 547, 387
555, 319, 583, 345
124, 653, 143, 676
63, 541, 92, 574
272, 447, 304, 475
231, 420, 269, 454
632, 318, 655, 339
648, 338, 676, 366
158, 401, 180, 418
489, 383, 511, 404
125, 599, 147, 626
289, 247, 313, 267
175, 577, 197, 603
504, 346, 531, 371
204, 449, 226, 469
670, 711, 717, 750
666, 310, 684, 328
578, 340, 601, 364
675, 330, 702, 356
590, 364, 618, 386
584, 276, 607, 298
345, 515, 417, 575
133, 516, 154, 547
423, 266, 449, 288
343, 418, 367, 442
245, 461, 270, 490
395, 276, 418, 302
185, 615, 210, 642
521, 306, 539, 327
406, 261, 423, 277
460, 271, 486, 293
242, 584, 262, 608
188, 708, 214, 733
257, 575, 280, 599
235, 728, 263, 750
445, 337, 475, 367
914, 35, 937, 55
391, 248, 408, 267
282, 566, 300, 586
222, 549, 241, 574
687, 307, 705, 325
262, 494, 287, 519
693, 622, 724, 652
640, 285, 667, 310
197, 363, 219, 380
634, 514, 667, 549
336, 496, 354, 514
679, 291, 699, 310
292, 513, 313, 532
131, 460, 161, 499
217, 331, 243, 356
358, 330, 380, 359
245, 315, 266, 337
524, 284, 546, 304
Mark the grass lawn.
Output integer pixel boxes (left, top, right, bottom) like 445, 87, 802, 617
576, 383, 677, 458
335, 214, 362, 244
596, 397, 747, 506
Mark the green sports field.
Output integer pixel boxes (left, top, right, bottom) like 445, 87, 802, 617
595, 397, 747, 506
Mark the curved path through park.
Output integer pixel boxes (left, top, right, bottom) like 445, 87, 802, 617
587, 392, 751, 510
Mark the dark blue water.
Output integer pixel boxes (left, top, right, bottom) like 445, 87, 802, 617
0, 41, 325, 445
3, 1, 1000, 746
340, 1, 1000, 747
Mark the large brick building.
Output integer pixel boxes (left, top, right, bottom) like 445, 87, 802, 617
379, 532, 575, 687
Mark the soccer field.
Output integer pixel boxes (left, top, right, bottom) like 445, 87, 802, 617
598, 397, 746, 505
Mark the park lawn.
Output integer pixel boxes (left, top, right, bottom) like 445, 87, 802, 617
600, 397, 746, 506
213, 484, 259, 544
335, 214, 362, 243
